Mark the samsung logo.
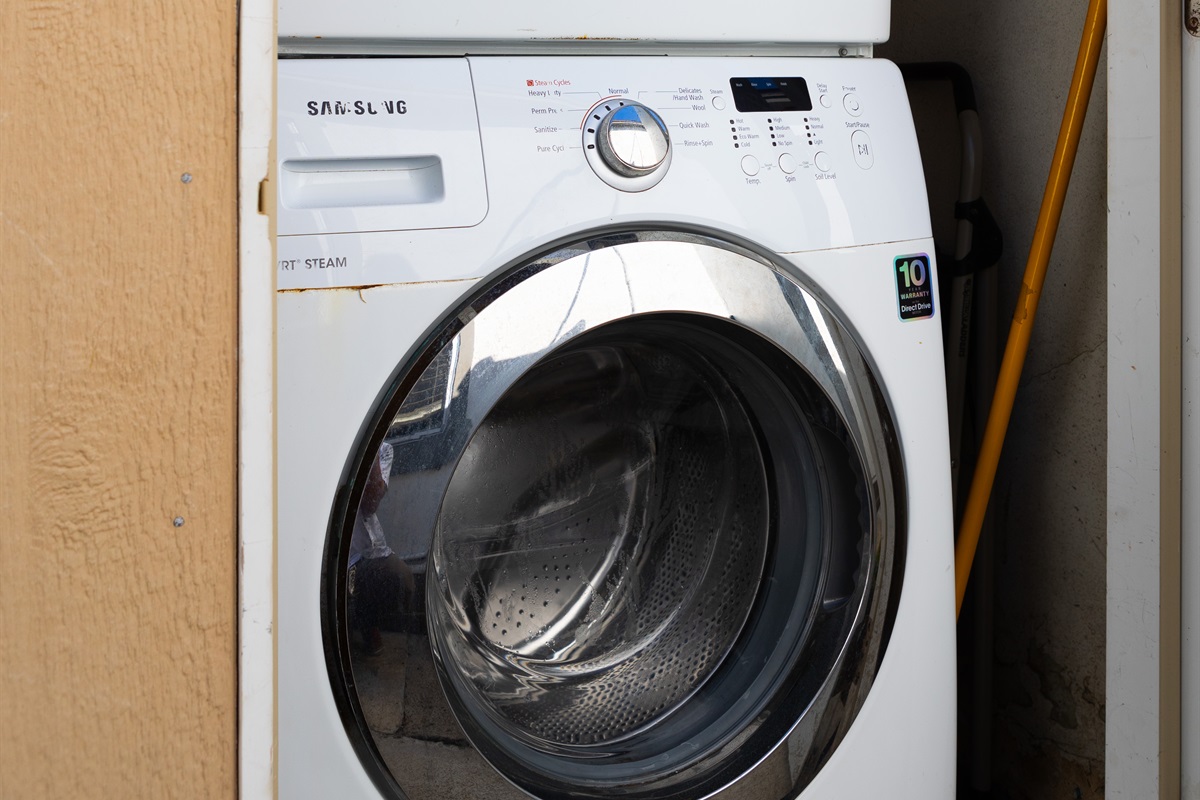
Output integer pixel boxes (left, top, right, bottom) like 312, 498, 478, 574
306, 100, 407, 116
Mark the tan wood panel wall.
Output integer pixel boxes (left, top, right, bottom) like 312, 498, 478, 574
0, 1, 239, 796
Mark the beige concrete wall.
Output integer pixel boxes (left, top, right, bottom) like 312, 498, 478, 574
881, 3, 1108, 798
0, 1, 239, 797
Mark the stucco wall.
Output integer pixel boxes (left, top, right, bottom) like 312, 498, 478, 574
0, 1, 239, 796
881, 3, 1108, 798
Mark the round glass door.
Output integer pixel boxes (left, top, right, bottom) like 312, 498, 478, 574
323, 232, 905, 800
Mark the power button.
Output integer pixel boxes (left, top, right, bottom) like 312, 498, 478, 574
843, 94, 863, 117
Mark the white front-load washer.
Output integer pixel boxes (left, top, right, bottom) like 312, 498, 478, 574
277, 56, 955, 800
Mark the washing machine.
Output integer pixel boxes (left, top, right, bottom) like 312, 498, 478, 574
276, 49, 956, 800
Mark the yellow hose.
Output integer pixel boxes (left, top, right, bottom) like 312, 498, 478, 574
954, 0, 1108, 617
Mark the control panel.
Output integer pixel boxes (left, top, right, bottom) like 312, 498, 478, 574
276, 56, 930, 291
477, 61, 892, 195
467, 56, 916, 234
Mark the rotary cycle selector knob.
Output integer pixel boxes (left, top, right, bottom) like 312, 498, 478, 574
582, 99, 673, 192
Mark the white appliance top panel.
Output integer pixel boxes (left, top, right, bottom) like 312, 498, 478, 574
278, 0, 889, 46
276, 57, 930, 291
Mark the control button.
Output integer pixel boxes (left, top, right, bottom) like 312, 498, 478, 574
851, 130, 874, 169
819, 94, 832, 108
814, 151, 831, 172
712, 96, 727, 111
843, 94, 863, 117
778, 153, 797, 174
596, 102, 671, 177
740, 155, 761, 176
583, 98, 673, 191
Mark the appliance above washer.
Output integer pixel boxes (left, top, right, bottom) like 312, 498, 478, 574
276, 57, 931, 292
278, 0, 889, 54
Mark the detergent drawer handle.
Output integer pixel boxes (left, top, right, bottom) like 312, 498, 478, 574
280, 156, 444, 209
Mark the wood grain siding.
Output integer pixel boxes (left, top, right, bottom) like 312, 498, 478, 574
0, 1, 239, 797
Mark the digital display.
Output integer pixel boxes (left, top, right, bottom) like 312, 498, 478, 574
729, 77, 813, 113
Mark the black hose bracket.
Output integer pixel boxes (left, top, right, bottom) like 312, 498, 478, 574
952, 198, 1004, 276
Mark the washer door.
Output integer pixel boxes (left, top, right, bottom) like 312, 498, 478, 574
323, 232, 905, 800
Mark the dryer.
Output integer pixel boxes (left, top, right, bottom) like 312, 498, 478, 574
277, 55, 955, 800
277, 0, 890, 55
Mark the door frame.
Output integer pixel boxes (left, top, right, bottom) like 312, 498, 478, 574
1106, 1, 1186, 797
239, 0, 277, 796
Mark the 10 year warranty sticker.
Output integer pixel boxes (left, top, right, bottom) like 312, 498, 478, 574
894, 253, 935, 321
